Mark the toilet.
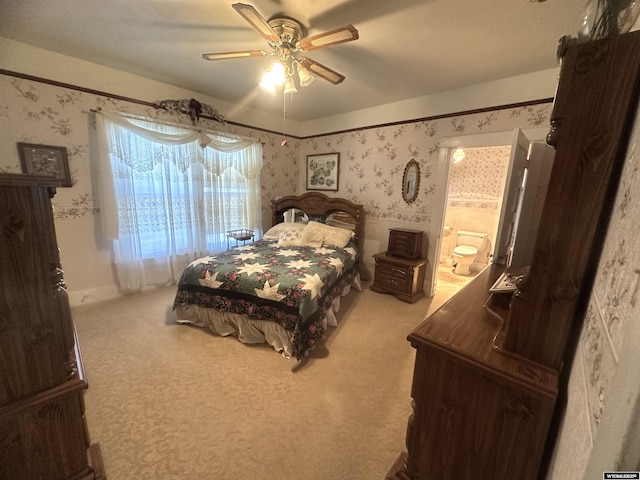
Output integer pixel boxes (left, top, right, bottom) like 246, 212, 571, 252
452, 230, 490, 276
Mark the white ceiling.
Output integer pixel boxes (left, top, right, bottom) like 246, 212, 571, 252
0, 0, 585, 123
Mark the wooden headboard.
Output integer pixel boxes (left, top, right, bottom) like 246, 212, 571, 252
271, 192, 364, 249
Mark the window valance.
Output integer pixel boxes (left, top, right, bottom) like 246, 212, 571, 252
94, 110, 263, 240
98, 109, 256, 151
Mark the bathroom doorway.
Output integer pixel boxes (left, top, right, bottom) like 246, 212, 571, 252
439, 144, 512, 276
426, 128, 549, 297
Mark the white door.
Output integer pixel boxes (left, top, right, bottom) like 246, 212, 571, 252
493, 129, 530, 265
509, 142, 555, 267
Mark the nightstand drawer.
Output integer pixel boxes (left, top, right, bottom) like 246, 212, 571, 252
375, 268, 412, 294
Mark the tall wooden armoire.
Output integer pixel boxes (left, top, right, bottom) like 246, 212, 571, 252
0, 174, 105, 479
387, 29, 640, 480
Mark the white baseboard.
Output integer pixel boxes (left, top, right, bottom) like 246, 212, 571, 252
68, 285, 120, 307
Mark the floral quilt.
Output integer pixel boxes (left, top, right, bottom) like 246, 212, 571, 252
173, 239, 359, 357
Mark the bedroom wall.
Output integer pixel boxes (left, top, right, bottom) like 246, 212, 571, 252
298, 67, 561, 137
0, 37, 557, 304
0, 71, 301, 303
546, 90, 640, 478
297, 107, 553, 281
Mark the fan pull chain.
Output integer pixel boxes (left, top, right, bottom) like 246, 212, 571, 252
281, 91, 287, 146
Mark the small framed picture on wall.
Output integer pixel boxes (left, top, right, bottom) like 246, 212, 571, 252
17, 143, 72, 187
306, 153, 339, 191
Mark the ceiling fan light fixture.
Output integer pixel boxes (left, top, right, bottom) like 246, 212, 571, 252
206, 4, 358, 93
296, 63, 314, 87
269, 61, 286, 85
284, 76, 298, 94
259, 71, 277, 93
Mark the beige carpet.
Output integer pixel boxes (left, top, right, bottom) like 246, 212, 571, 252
72, 280, 458, 480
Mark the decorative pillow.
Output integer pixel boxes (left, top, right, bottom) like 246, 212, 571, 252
304, 221, 353, 248
264, 222, 306, 240
277, 229, 304, 247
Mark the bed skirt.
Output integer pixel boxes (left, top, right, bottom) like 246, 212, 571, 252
174, 273, 361, 358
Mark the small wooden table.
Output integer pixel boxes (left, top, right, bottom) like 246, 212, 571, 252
226, 229, 254, 250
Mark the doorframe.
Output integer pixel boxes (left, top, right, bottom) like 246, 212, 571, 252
426, 127, 549, 297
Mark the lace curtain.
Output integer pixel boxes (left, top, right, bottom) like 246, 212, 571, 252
95, 110, 263, 293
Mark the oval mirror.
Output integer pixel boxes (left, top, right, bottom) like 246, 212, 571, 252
402, 159, 420, 204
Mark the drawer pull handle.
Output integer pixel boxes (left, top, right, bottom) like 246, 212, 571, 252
385, 278, 398, 286
392, 268, 406, 276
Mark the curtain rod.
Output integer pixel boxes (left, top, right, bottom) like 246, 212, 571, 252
88, 107, 257, 143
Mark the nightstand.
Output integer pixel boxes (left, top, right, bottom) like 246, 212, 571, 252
370, 253, 427, 303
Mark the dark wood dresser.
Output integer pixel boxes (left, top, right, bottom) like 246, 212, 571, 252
0, 174, 105, 480
386, 30, 640, 480
387, 266, 558, 479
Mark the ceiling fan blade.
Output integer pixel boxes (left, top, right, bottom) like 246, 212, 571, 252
299, 25, 359, 51
232, 3, 280, 43
299, 58, 345, 85
202, 50, 267, 60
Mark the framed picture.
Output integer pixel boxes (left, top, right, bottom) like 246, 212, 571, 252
306, 153, 339, 191
17, 143, 72, 187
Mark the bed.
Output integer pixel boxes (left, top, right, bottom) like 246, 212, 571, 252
172, 192, 364, 359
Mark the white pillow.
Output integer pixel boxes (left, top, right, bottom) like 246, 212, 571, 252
300, 229, 324, 247
304, 221, 353, 248
277, 229, 304, 246
264, 222, 306, 240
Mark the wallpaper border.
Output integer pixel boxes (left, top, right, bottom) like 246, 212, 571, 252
0, 69, 553, 140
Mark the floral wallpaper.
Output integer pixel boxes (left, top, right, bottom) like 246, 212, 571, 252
299, 106, 551, 226
583, 108, 640, 433
448, 145, 511, 199
0, 70, 552, 297
0, 75, 299, 224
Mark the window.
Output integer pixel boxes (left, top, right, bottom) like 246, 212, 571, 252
96, 111, 262, 293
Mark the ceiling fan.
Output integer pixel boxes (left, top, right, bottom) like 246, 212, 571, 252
202, 3, 359, 92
